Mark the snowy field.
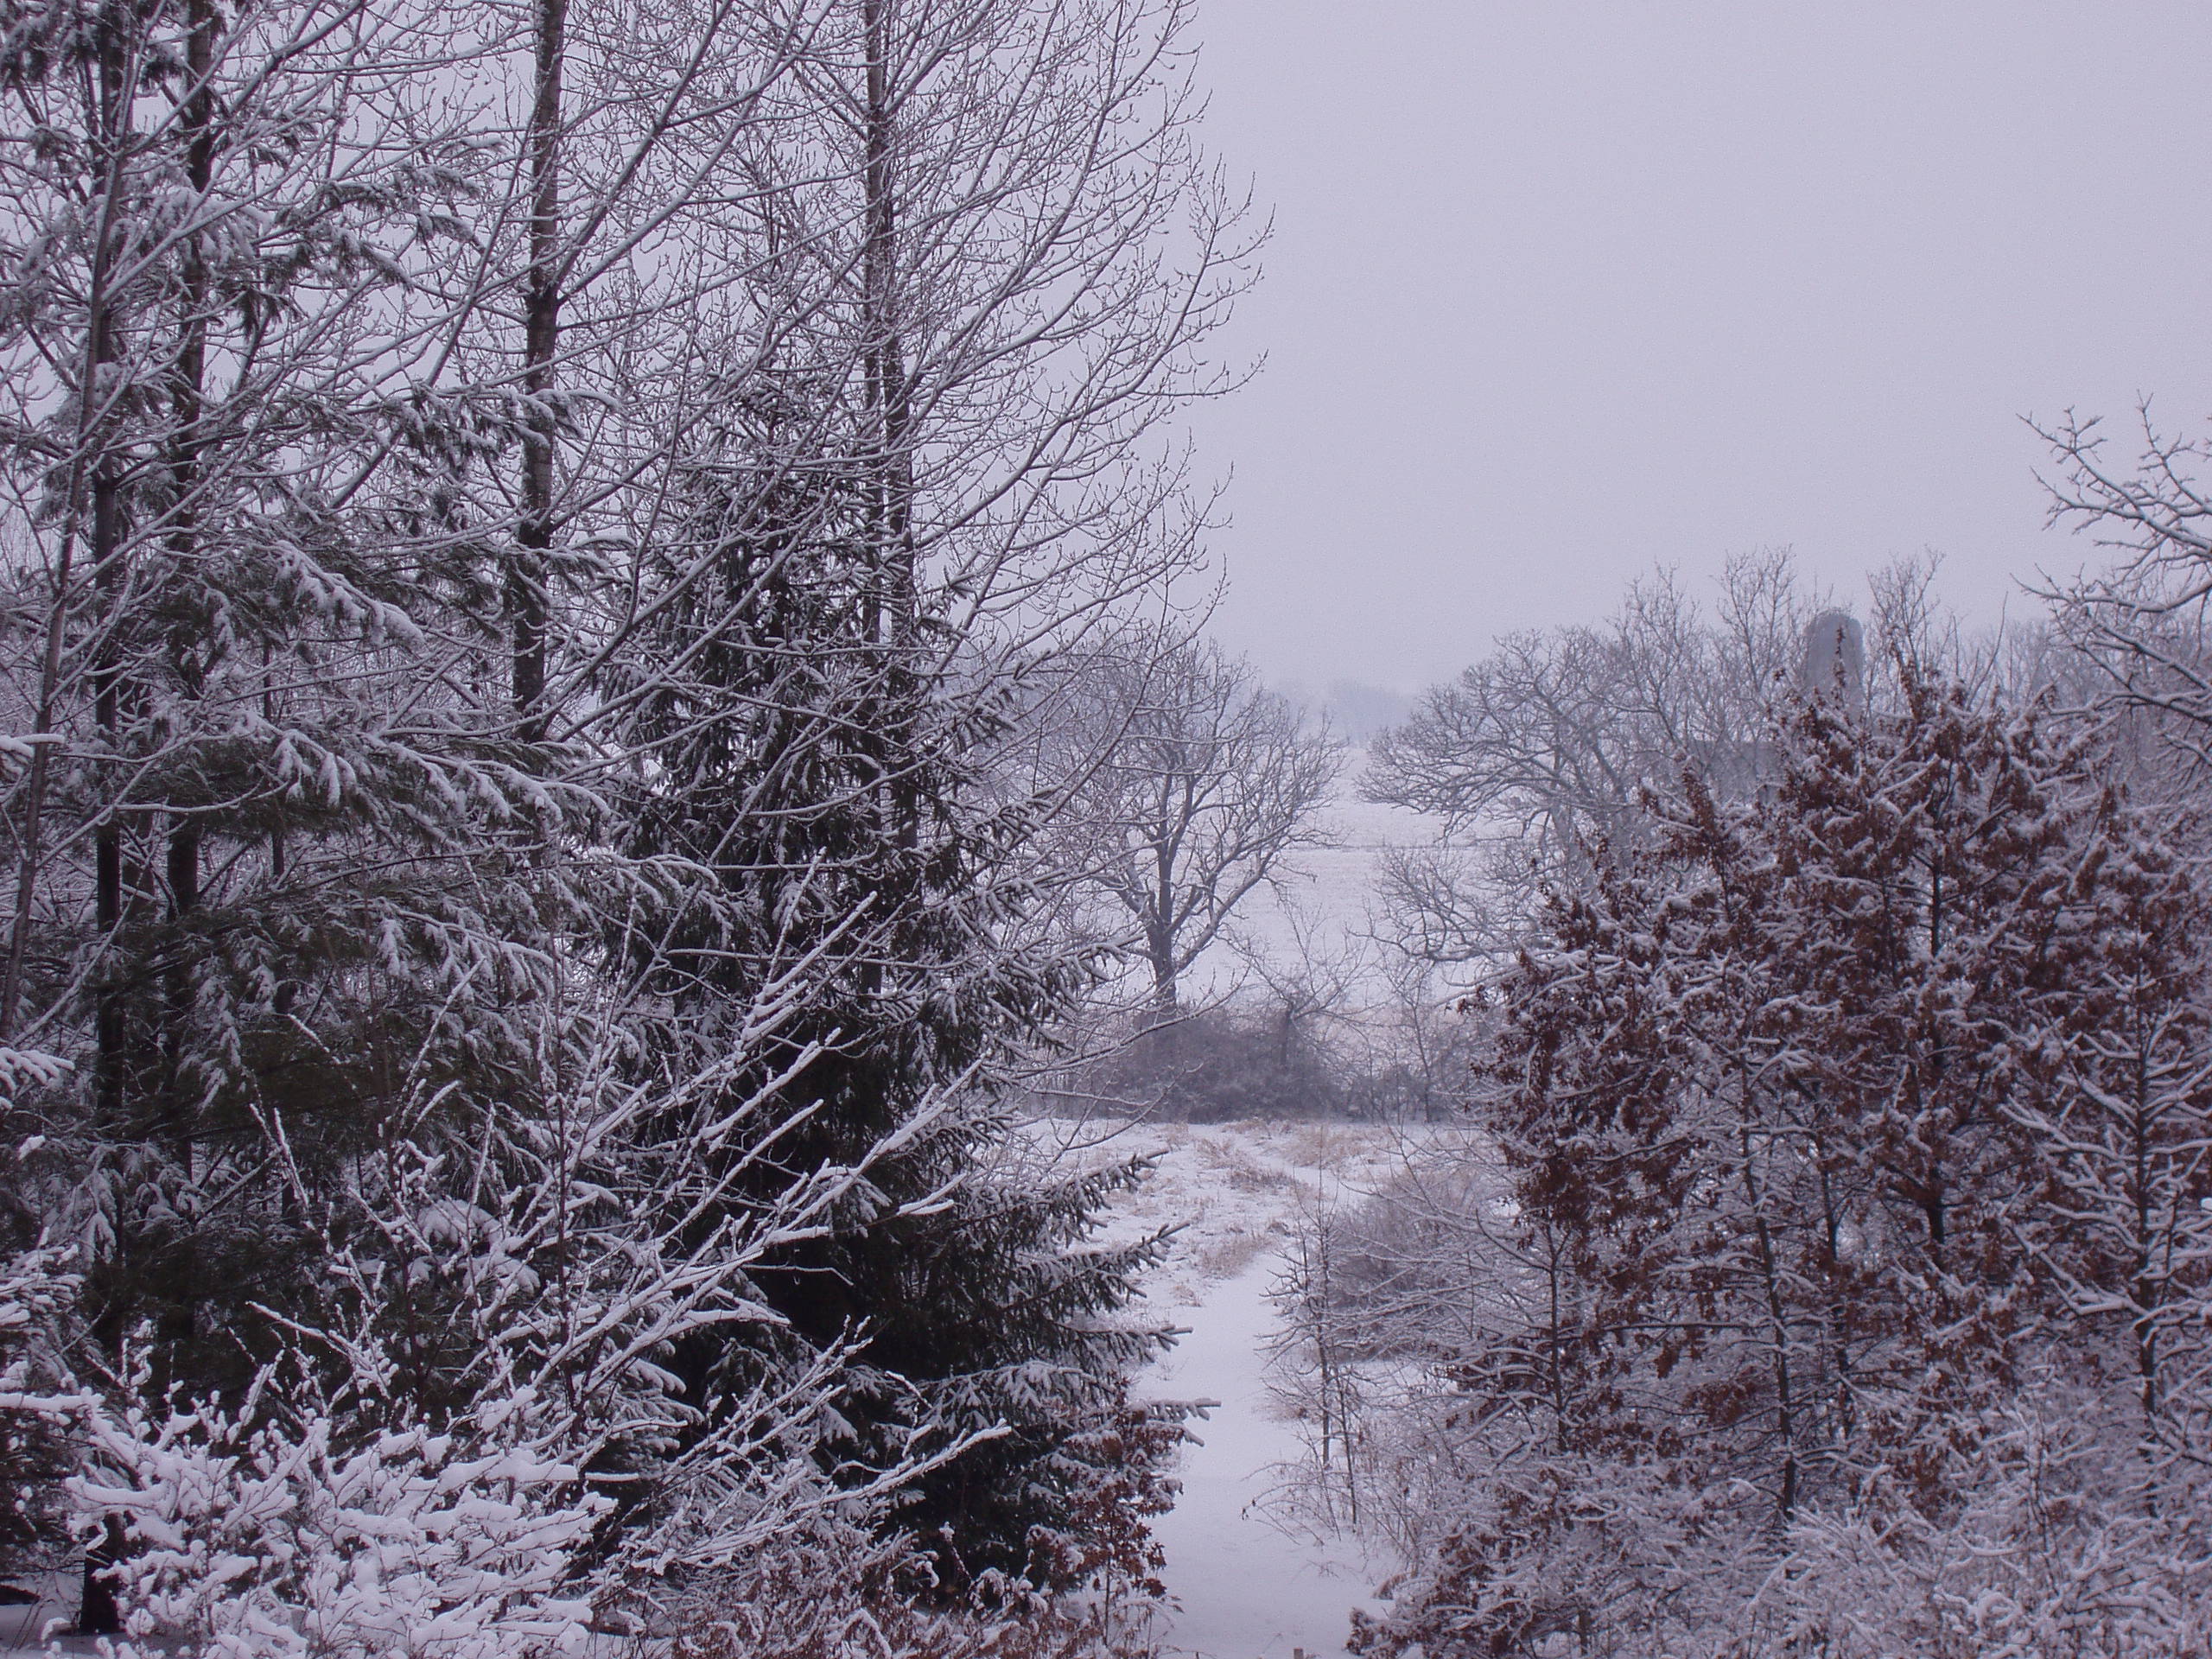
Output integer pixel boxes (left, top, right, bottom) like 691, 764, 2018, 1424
1185, 752, 1450, 1007
1065, 755, 1446, 1659
1027, 1117, 1410, 1659
1018, 753, 1448, 1657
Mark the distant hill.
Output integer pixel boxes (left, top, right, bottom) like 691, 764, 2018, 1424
1274, 678, 1415, 744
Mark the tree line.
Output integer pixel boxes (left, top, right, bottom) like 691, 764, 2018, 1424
0, 0, 1332, 1647
1268, 526, 2212, 1656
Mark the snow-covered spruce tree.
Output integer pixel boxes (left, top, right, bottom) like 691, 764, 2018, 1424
0, 3, 686, 1630
592, 382, 1185, 1595
0, 0, 810, 1623
1351, 670, 2212, 1656
537, 0, 1244, 1596
54, 1360, 608, 1659
0, 1233, 80, 1594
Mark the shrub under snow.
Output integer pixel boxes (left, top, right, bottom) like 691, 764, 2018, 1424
65, 1382, 607, 1659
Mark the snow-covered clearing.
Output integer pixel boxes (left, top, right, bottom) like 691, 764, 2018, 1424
1046, 1118, 1404, 1659
1141, 1259, 1380, 1659
1185, 748, 1448, 1008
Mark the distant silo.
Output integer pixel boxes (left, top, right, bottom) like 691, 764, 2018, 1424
1799, 611, 1866, 707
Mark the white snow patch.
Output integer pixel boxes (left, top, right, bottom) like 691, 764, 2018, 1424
1037, 1119, 1405, 1659
1141, 1258, 1384, 1659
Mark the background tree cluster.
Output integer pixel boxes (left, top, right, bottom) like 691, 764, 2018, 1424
1269, 528, 2212, 1656
1014, 625, 1354, 1123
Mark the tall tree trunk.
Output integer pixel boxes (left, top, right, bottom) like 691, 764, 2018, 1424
154, 0, 218, 1360
514, 0, 565, 742
79, 21, 134, 1634
86, 2, 130, 1151
862, 0, 913, 642
860, 0, 918, 977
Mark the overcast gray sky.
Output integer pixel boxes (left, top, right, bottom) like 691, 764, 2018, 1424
1188, 1, 2212, 691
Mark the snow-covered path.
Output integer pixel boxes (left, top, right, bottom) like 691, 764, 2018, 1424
1142, 1255, 1381, 1659
1044, 1116, 1402, 1659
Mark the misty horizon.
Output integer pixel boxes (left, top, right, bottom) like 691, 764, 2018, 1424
1189, 0, 2212, 692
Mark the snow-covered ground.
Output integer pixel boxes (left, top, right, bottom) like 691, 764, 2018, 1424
1142, 1260, 1384, 1659
1037, 1117, 1405, 1659
1186, 750, 1450, 1007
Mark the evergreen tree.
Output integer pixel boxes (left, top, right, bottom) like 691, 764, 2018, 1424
602, 399, 1181, 1591
0, 0, 566, 1408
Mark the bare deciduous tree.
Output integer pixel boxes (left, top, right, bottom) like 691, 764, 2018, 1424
1059, 632, 1342, 1024
1363, 554, 1813, 969
2040, 407, 2212, 773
